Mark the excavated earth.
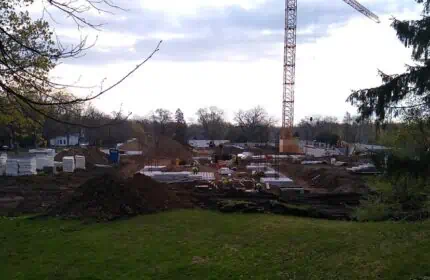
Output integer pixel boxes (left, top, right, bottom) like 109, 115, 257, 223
278, 162, 370, 194
0, 158, 371, 220
48, 172, 192, 221
0, 169, 105, 216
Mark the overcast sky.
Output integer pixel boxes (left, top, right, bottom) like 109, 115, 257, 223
39, 0, 421, 124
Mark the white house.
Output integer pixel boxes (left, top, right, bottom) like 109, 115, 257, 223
49, 134, 80, 147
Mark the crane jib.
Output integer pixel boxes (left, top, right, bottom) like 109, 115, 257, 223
281, 0, 380, 131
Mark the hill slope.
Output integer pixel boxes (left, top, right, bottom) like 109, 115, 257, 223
1, 210, 430, 279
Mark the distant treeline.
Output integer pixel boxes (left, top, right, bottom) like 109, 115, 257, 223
0, 104, 397, 148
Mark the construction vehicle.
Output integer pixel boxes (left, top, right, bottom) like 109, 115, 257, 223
279, 0, 380, 153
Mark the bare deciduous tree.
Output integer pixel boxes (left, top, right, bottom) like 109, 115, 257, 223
234, 106, 275, 142
196, 106, 226, 140
151, 108, 173, 135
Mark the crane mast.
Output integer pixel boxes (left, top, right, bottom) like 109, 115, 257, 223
281, 0, 297, 134
279, 0, 380, 153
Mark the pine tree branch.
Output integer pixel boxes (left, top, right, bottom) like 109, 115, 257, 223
388, 103, 428, 109
348, 63, 430, 121
392, 15, 430, 61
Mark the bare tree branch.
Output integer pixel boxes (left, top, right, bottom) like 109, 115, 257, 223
0, 0, 163, 131
4, 40, 162, 106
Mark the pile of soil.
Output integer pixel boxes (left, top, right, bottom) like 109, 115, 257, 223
280, 163, 369, 194
54, 147, 109, 167
119, 139, 147, 152
0, 169, 105, 216
117, 156, 142, 178
49, 171, 184, 221
145, 136, 193, 161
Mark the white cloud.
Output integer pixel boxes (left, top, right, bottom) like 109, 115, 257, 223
149, 32, 188, 40
54, 28, 194, 53
140, 0, 268, 14
54, 28, 140, 49
50, 2, 422, 125
293, 11, 417, 121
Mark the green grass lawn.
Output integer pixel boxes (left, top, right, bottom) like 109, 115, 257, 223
1, 210, 430, 280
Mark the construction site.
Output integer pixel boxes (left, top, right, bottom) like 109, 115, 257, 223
0, 135, 380, 221
0, 0, 383, 222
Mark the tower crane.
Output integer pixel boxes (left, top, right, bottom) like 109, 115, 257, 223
279, 0, 380, 153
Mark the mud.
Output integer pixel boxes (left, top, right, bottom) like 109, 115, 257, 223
0, 170, 103, 215
145, 136, 193, 161
48, 172, 190, 221
279, 162, 370, 194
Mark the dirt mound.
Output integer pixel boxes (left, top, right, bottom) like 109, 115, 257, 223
280, 163, 369, 194
0, 168, 109, 216
54, 147, 108, 167
49, 171, 183, 220
117, 156, 142, 178
119, 139, 148, 152
130, 174, 184, 210
145, 136, 192, 160
306, 168, 369, 194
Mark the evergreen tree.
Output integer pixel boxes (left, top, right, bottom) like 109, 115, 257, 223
348, 0, 430, 122
348, 1, 430, 212
175, 109, 186, 125
174, 109, 187, 145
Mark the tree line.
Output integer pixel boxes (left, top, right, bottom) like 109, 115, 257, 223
295, 112, 399, 146
125, 106, 277, 146
1, 98, 394, 149
122, 107, 387, 146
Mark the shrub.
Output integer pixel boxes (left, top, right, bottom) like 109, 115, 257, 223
353, 195, 400, 222
354, 177, 430, 221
